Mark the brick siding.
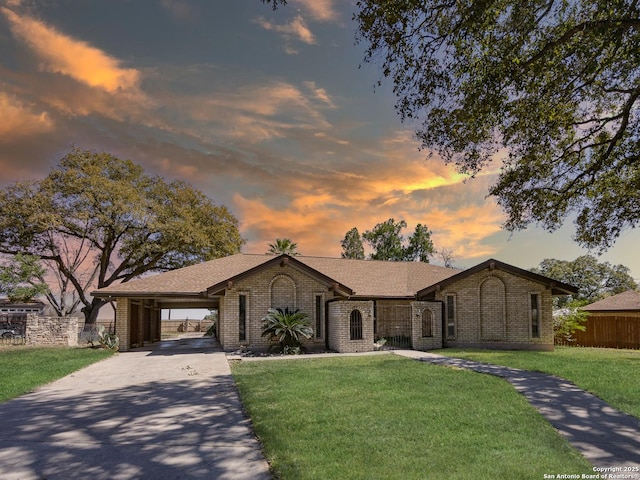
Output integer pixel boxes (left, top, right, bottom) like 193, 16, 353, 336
411, 301, 443, 350
434, 269, 554, 350
328, 300, 374, 353
219, 263, 337, 351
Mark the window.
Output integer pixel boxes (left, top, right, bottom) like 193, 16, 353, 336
315, 295, 323, 338
422, 309, 433, 337
270, 275, 295, 312
373, 302, 377, 336
350, 310, 363, 340
531, 293, 540, 338
446, 295, 456, 338
239, 295, 247, 342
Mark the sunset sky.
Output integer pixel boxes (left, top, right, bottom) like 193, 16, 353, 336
1, 0, 638, 282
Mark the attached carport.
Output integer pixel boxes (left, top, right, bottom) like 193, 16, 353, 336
92, 294, 220, 350
91, 255, 275, 351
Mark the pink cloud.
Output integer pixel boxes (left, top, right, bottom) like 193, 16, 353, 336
255, 15, 316, 45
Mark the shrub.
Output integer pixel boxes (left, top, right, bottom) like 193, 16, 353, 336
96, 325, 119, 350
553, 303, 588, 343
261, 308, 313, 354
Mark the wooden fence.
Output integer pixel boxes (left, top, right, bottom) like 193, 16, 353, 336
558, 315, 640, 349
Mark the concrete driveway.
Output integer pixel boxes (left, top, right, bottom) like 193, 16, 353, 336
0, 335, 271, 480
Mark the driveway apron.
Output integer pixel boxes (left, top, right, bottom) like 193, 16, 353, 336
0, 336, 271, 480
396, 350, 640, 470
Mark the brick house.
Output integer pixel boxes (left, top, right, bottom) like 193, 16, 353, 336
92, 254, 576, 352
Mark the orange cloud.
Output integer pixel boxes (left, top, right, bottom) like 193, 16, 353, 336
233, 133, 506, 262
0, 91, 53, 139
1, 7, 141, 93
235, 187, 503, 261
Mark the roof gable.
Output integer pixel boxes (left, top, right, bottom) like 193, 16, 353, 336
206, 255, 354, 296
416, 259, 578, 297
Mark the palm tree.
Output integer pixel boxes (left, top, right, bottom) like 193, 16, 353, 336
261, 308, 313, 352
266, 238, 300, 256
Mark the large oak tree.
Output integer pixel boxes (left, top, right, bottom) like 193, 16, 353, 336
0, 149, 244, 325
532, 255, 638, 304
354, 0, 640, 251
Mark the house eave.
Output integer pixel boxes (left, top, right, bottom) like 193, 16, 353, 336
206, 254, 354, 297
92, 291, 209, 300
416, 258, 578, 298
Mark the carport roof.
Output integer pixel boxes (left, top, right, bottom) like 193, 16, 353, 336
92, 254, 275, 298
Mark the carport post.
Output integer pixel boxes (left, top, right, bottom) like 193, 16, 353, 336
115, 298, 131, 351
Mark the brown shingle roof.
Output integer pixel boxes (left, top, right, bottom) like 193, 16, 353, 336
298, 256, 455, 297
583, 291, 640, 312
93, 254, 577, 300
93, 254, 458, 298
93, 254, 273, 297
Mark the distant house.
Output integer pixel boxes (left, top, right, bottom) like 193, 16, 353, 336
0, 298, 46, 338
92, 254, 576, 352
0, 298, 46, 323
579, 291, 640, 349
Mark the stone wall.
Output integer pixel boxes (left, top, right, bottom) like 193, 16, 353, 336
25, 314, 78, 347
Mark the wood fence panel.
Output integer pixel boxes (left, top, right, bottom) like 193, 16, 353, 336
570, 315, 640, 349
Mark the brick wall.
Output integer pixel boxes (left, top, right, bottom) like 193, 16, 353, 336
25, 314, 78, 347
411, 301, 443, 350
328, 300, 374, 353
219, 263, 335, 351
115, 298, 130, 351
434, 269, 554, 350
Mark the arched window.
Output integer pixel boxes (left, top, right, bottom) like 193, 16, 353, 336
270, 275, 296, 312
422, 309, 433, 337
480, 276, 506, 340
350, 310, 363, 340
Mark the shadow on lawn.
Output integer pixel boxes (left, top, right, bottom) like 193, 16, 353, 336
421, 356, 640, 468
0, 353, 269, 479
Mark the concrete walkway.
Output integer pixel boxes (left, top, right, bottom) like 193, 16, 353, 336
0, 336, 271, 480
395, 350, 640, 470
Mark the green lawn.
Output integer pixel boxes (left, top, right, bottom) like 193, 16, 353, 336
438, 347, 640, 419
231, 355, 592, 480
0, 346, 115, 403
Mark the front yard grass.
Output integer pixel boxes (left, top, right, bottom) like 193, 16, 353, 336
231, 354, 591, 480
0, 346, 115, 403
439, 347, 640, 419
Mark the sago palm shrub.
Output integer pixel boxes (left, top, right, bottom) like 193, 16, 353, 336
261, 308, 313, 354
